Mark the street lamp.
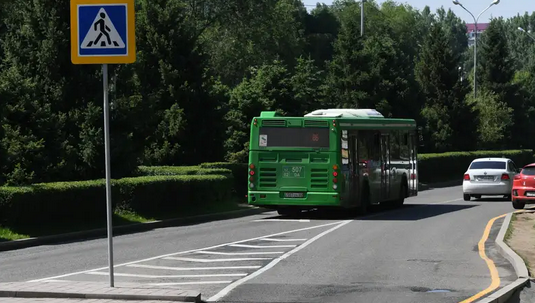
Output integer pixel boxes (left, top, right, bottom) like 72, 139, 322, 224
453, 0, 500, 98
518, 27, 535, 42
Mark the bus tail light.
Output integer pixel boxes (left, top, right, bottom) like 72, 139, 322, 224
253, 119, 258, 126
333, 178, 338, 183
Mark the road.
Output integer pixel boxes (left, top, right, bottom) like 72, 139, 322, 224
0, 185, 520, 303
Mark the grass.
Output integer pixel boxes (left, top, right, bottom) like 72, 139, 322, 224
0, 200, 247, 242
504, 213, 517, 243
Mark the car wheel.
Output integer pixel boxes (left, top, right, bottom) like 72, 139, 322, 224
463, 194, 471, 201
512, 200, 525, 210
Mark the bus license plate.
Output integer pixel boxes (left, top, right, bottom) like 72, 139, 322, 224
284, 192, 304, 198
282, 166, 305, 178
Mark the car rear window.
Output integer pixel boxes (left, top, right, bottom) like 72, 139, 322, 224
521, 167, 535, 175
469, 161, 506, 169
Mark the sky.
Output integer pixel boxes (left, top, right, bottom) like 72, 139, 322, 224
302, 0, 535, 24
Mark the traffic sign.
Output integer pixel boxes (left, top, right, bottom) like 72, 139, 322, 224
70, 0, 136, 64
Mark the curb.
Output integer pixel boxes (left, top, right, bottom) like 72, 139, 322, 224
418, 180, 462, 191
0, 281, 201, 302
475, 212, 530, 303
0, 290, 200, 302
0, 206, 270, 252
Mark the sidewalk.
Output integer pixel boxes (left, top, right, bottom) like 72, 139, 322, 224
0, 281, 201, 303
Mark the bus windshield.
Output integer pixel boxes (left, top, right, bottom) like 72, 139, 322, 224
258, 127, 330, 148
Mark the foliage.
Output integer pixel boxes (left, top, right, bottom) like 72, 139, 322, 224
0, 174, 233, 226
418, 149, 534, 183
1, 0, 535, 186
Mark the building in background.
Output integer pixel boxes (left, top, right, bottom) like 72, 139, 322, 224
466, 23, 490, 46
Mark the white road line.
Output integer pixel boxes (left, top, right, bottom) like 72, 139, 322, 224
229, 244, 296, 249
207, 220, 353, 302
127, 264, 262, 271
253, 219, 310, 222
149, 281, 232, 286
29, 220, 343, 282
164, 256, 271, 263
86, 272, 247, 278
259, 238, 307, 242
196, 251, 283, 256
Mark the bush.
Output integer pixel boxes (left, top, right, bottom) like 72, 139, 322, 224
200, 162, 248, 197
418, 149, 534, 183
0, 175, 233, 226
137, 166, 231, 176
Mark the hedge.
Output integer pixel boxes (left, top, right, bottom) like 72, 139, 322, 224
418, 149, 534, 183
0, 174, 233, 226
200, 162, 248, 197
138, 166, 231, 176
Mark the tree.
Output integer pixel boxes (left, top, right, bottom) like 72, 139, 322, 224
415, 23, 476, 152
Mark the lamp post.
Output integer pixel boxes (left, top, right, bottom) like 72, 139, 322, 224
452, 0, 500, 98
519, 27, 535, 42
360, 0, 366, 36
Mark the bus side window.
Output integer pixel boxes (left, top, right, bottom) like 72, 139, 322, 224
400, 131, 410, 160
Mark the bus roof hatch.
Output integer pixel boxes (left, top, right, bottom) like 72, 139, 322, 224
260, 111, 282, 118
304, 109, 384, 118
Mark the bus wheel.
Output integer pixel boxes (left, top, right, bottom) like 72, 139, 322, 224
394, 182, 407, 207
358, 186, 370, 215
277, 208, 301, 217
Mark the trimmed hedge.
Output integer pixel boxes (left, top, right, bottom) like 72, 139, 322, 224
200, 162, 248, 197
138, 166, 231, 176
0, 175, 233, 226
418, 149, 534, 183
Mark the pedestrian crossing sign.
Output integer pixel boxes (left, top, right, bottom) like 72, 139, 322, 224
70, 0, 136, 64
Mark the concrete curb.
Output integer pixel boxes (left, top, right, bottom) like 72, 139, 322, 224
0, 290, 200, 302
475, 212, 531, 303
0, 206, 270, 252
418, 180, 462, 191
0, 281, 201, 302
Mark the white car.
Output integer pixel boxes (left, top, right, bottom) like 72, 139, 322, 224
462, 158, 520, 201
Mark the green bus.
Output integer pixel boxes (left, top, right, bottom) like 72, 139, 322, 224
247, 108, 419, 216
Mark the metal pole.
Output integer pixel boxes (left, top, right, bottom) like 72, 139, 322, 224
360, 0, 364, 36
102, 63, 114, 287
473, 22, 478, 98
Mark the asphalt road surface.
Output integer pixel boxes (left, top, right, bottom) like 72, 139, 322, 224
0, 185, 521, 303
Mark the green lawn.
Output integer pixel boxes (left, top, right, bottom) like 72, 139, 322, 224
0, 201, 248, 242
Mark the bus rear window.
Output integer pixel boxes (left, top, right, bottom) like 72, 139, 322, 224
259, 127, 330, 148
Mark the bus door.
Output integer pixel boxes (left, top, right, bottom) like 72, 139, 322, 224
380, 133, 391, 201
409, 131, 418, 196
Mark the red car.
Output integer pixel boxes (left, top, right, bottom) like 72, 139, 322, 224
512, 163, 535, 209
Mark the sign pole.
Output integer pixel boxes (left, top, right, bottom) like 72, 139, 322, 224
102, 63, 114, 287
70, 0, 135, 289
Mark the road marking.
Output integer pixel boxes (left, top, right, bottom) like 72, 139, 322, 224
207, 220, 353, 302
196, 251, 283, 256
259, 238, 307, 242
86, 272, 247, 278
229, 244, 297, 249
253, 219, 310, 222
149, 281, 232, 286
127, 264, 262, 271
29, 220, 343, 282
28, 198, 464, 283
458, 213, 507, 303
164, 256, 272, 263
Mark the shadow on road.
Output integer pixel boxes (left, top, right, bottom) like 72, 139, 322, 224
268, 203, 477, 221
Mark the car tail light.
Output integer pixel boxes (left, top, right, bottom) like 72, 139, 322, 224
464, 174, 470, 180
501, 174, 510, 180
514, 174, 521, 180
410, 173, 416, 180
